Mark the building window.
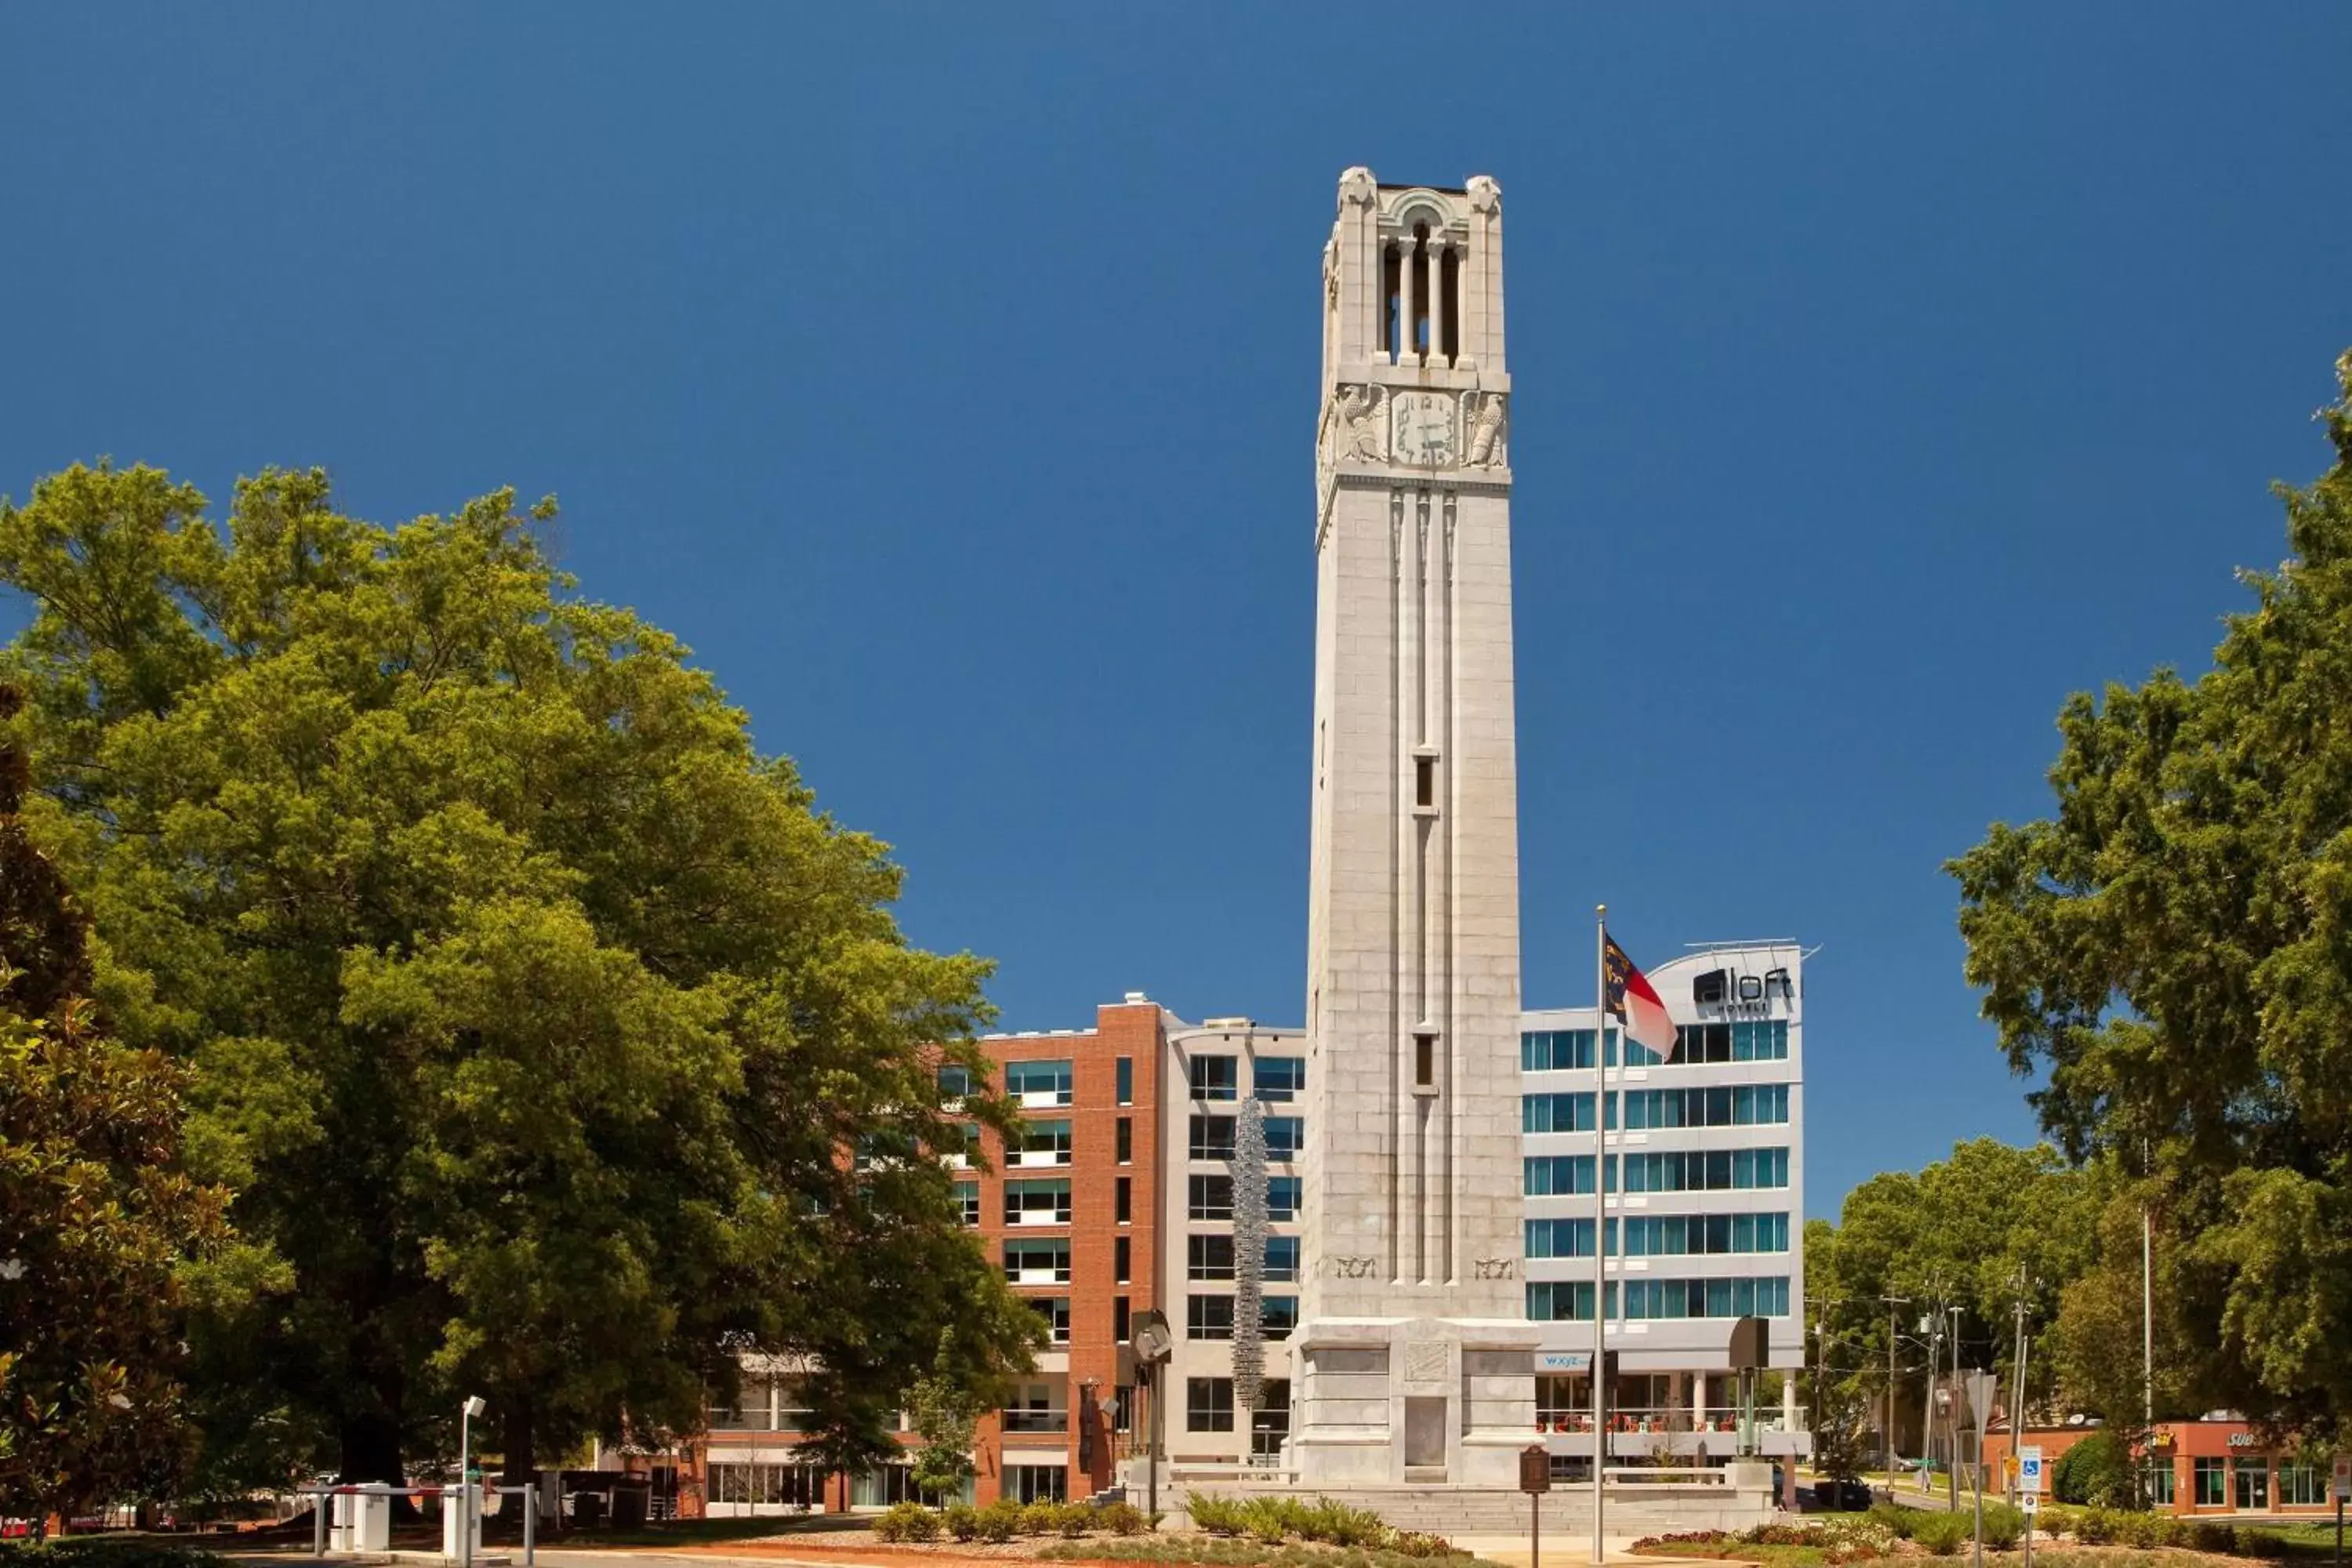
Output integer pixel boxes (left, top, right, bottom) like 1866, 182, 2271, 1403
1620, 1085, 1791, 1129
1265, 1236, 1301, 1282
1004, 1240, 1072, 1283
1189, 1173, 1234, 1219
1189, 1234, 1236, 1281
1526, 1281, 1616, 1322
1617, 1213, 1790, 1256
1188, 1294, 1236, 1341
939, 1122, 978, 1169
1265, 1295, 1299, 1340
1251, 1380, 1290, 1457
1254, 1057, 1305, 1102
1116, 1116, 1132, 1163
1269, 1175, 1301, 1221
1015, 1120, 1074, 1166
1113, 1295, 1131, 1341
1524, 1154, 1614, 1196
1004, 1178, 1073, 1226
1115, 1235, 1131, 1283
1618, 1276, 1791, 1319
1265, 1116, 1305, 1160
1669, 1021, 1791, 1065
1191, 1055, 1238, 1102
1523, 1091, 1614, 1133
2234, 1461, 2270, 1512
1029, 1296, 1072, 1345
1006, 1059, 1073, 1105
2194, 1457, 2227, 1508
1005, 1465, 1067, 1504
1189, 1114, 1236, 1160
955, 1183, 979, 1227
1115, 1176, 1131, 1224
1187, 1377, 1235, 1432
710, 1377, 776, 1431
2143, 1459, 2176, 1508
1414, 1033, 1436, 1087
2278, 1465, 2323, 1507
1525, 1218, 1606, 1258
938, 1064, 975, 1100
1116, 1056, 1134, 1105
709, 1462, 831, 1509
1619, 1148, 1789, 1193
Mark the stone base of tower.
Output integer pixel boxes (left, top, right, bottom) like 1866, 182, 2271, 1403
1286, 1315, 1539, 1488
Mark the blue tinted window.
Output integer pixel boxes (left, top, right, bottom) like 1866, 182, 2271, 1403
1254, 1058, 1305, 1102
1268, 1176, 1302, 1221
1264, 1116, 1305, 1160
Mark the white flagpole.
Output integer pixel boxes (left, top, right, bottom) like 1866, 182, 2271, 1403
1592, 904, 1608, 1566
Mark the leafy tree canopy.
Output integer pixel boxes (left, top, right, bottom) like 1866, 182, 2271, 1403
0, 463, 1041, 1489
0, 683, 234, 1523
1949, 350, 2352, 1443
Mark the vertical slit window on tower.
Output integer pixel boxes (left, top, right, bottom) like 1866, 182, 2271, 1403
1415, 755, 1435, 808
1414, 1032, 1436, 1087
1383, 245, 1402, 363
1441, 246, 1461, 361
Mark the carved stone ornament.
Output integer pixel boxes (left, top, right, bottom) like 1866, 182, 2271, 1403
1467, 174, 1501, 215
1328, 1254, 1378, 1279
1472, 1257, 1516, 1281
1405, 1342, 1449, 1384
1331, 383, 1387, 463
1338, 166, 1378, 209
1464, 392, 1508, 468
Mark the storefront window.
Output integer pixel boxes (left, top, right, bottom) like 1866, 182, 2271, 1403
2194, 1457, 2227, 1508
2278, 1465, 2325, 1507
2234, 1460, 2270, 1512
2142, 1458, 2176, 1508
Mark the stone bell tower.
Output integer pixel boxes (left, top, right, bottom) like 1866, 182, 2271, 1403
1292, 168, 1536, 1487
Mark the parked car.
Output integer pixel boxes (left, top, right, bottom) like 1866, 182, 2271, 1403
1812, 1478, 1875, 1511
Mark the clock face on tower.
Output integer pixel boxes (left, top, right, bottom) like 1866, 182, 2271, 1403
1391, 391, 1457, 466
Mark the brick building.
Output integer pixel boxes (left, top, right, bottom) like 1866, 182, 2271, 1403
1983, 1421, 2341, 1517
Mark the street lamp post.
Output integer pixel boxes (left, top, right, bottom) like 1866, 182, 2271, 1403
459, 1396, 487, 1568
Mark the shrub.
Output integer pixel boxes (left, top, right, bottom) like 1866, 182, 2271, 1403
1304, 1497, 1392, 1548
2052, 1432, 2138, 1508
872, 1502, 936, 1543
1021, 1501, 1068, 1537
1911, 1512, 1970, 1556
1388, 1533, 1465, 1559
1189, 1494, 1247, 1536
975, 1500, 1024, 1543
1100, 1501, 1150, 1537
942, 1503, 981, 1541
1977, 1501, 2025, 1551
1056, 1502, 1096, 1539
2191, 1521, 2238, 1555
1867, 1503, 1916, 1541
2071, 1508, 2116, 1544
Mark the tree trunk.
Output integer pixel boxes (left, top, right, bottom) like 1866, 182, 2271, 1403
500, 1400, 536, 1497
339, 1410, 408, 1486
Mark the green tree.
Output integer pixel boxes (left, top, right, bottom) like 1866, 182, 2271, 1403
1949, 350, 2352, 1444
905, 1334, 989, 1504
0, 463, 1043, 1490
0, 684, 234, 1526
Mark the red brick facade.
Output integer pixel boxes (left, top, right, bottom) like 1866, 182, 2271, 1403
1984, 1421, 2343, 1517
650, 1000, 1166, 1515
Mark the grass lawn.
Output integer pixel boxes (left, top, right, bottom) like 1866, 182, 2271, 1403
499, 1515, 858, 1548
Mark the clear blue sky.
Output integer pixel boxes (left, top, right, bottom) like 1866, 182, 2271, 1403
5, 5, 2349, 1221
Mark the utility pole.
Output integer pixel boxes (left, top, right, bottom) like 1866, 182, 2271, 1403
2141, 1137, 2155, 1431
2011, 1269, 2031, 1505
1883, 1296, 1908, 1484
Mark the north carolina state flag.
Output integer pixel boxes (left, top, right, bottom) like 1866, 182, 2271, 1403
1603, 932, 1679, 1061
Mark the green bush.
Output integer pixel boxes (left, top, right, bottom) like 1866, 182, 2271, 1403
1189, 1494, 1247, 1536
1978, 1501, 2025, 1550
1867, 1503, 1916, 1541
1055, 1502, 1096, 1539
873, 1502, 938, 1543
1911, 1512, 1970, 1556
942, 1503, 981, 1541
2052, 1432, 2138, 1508
2192, 1521, 2238, 1555
1304, 1497, 1392, 1548
1099, 1501, 1150, 1537
1019, 1501, 1067, 1537
975, 1499, 1024, 1542
1387, 1532, 1465, 1559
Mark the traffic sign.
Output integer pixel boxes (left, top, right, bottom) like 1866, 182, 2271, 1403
2022, 1492, 2040, 1518
2330, 1454, 2350, 1501
2020, 1446, 2045, 1494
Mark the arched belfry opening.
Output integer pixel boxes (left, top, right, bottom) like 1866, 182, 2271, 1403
1381, 211, 1464, 367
